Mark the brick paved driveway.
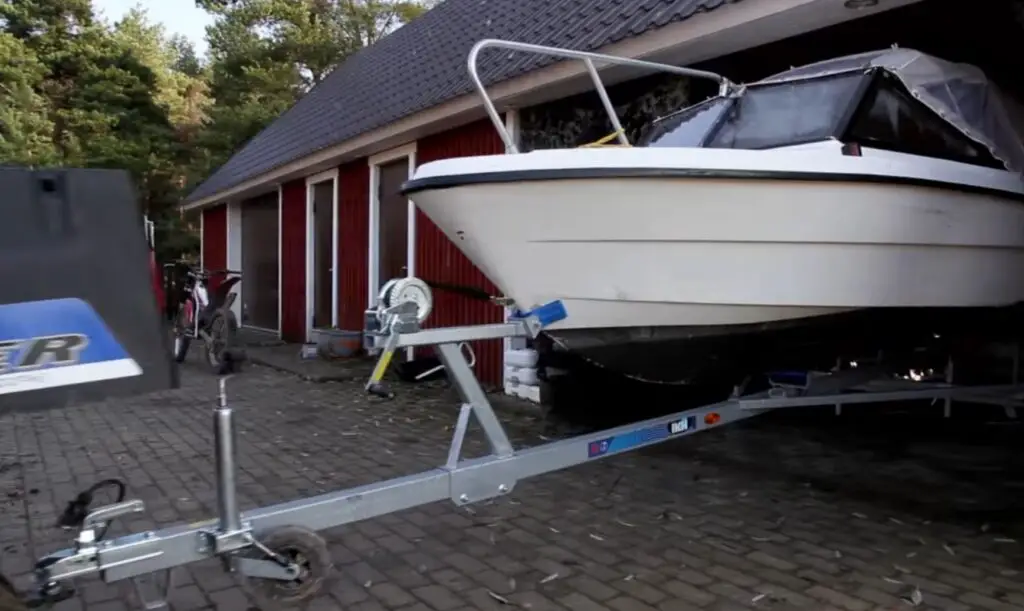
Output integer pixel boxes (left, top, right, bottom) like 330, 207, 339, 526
1, 358, 1022, 611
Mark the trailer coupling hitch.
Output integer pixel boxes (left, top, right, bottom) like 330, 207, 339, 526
21, 578, 74, 609
3, 478, 138, 608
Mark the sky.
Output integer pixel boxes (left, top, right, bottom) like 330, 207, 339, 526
92, 0, 215, 57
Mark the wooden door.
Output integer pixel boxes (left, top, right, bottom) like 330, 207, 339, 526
312, 181, 334, 329
240, 192, 280, 330
376, 159, 409, 289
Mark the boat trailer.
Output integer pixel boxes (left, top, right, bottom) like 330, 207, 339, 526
19, 277, 1024, 609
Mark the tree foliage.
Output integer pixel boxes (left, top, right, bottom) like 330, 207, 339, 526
0, 0, 433, 261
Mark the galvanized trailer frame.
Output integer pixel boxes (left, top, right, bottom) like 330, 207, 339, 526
27, 277, 1024, 609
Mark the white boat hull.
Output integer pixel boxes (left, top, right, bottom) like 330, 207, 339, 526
406, 147, 1024, 381
410, 149, 1024, 325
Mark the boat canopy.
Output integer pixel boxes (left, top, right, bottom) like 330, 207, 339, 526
641, 48, 1024, 174
761, 48, 1024, 173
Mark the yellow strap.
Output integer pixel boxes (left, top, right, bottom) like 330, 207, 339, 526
369, 349, 394, 383
578, 129, 631, 148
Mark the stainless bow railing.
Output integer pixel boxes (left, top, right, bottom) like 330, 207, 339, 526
467, 39, 733, 153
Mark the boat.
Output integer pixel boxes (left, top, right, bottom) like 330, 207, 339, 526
403, 42, 1024, 385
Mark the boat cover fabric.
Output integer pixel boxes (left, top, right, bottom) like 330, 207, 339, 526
760, 49, 1024, 174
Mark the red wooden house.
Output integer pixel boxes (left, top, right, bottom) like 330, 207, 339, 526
183, 0, 1023, 387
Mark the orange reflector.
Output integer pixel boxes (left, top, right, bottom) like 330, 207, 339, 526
704, 412, 721, 426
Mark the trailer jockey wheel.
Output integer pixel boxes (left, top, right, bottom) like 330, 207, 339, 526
238, 526, 334, 610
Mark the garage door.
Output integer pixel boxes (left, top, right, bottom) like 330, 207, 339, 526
241, 192, 280, 331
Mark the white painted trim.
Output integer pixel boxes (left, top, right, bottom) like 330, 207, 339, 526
367, 142, 418, 308
199, 209, 205, 268
307, 168, 341, 185
226, 201, 243, 322
369, 143, 418, 167
406, 148, 418, 279
181, 0, 922, 212
305, 169, 340, 339
332, 174, 339, 329
367, 163, 379, 309
304, 181, 314, 340
277, 184, 283, 338
405, 148, 418, 361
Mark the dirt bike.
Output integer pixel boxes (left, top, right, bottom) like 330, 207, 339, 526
169, 264, 245, 374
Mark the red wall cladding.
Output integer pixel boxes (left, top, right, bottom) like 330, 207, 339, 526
415, 118, 506, 388
337, 159, 370, 331
280, 179, 307, 342
201, 205, 227, 289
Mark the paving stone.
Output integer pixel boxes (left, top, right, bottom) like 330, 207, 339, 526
0, 354, 1021, 611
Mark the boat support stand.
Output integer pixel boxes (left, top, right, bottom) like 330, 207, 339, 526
24, 277, 1024, 609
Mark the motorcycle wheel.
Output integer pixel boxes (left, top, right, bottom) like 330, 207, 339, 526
205, 309, 240, 375
172, 305, 191, 364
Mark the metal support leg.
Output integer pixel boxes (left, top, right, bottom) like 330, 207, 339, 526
199, 377, 252, 556
128, 570, 175, 610
445, 405, 474, 470
214, 378, 241, 535
582, 58, 629, 146
437, 342, 513, 457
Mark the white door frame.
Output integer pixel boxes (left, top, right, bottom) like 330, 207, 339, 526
305, 168, 340, 341
277, 184, 283, 339
367, 142, 417, 308
226, 201, 243, 324
199, 208, 206, 269
232, 190, 281, 334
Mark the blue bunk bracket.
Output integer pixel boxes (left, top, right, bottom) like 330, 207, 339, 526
510, 300, 568, 330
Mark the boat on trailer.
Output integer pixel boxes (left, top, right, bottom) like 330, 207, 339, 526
15, 42, 1024, 611
404, 45, 1024, 384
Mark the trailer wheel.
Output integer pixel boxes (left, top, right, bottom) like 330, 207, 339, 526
239, 526, 333, 609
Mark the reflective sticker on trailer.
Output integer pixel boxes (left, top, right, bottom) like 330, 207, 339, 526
587, 416, 697, 458
0, 298, 141, 395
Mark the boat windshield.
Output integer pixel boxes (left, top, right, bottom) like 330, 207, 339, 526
640, 73, 864, 150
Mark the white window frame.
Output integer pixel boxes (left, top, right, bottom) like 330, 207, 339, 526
305, 168, 340, 340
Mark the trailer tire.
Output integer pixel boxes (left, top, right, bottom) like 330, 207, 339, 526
239, 526, 334, 609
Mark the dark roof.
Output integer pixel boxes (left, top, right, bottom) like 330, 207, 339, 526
186, 0, 738, 203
